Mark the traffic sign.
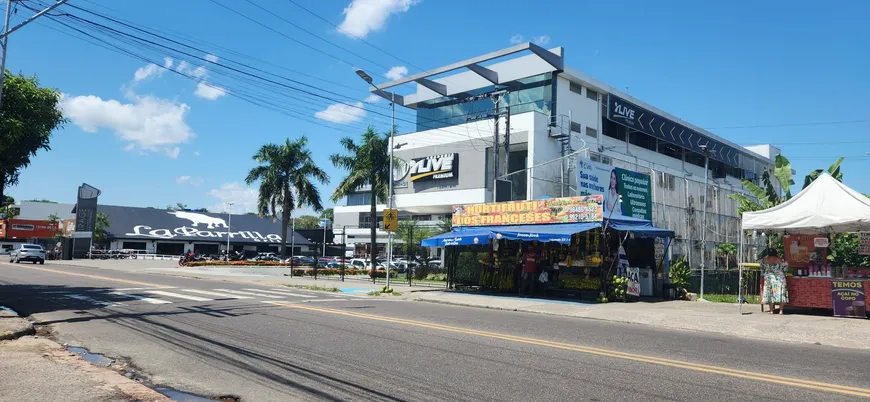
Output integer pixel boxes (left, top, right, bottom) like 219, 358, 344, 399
383, 208, 398, 232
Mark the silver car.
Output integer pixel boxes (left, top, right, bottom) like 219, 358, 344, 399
10, 244, 46, 264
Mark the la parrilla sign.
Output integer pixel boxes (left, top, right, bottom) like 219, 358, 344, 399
125, 211, 282, 242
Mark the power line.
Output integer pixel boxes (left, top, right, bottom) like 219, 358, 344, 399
706, 119, 870, 130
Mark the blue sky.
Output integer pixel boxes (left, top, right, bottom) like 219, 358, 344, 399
7, 0, 870, 214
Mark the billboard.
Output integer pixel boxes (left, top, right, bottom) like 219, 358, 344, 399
0, 219, 59, 239
576, 158, 652, 220
75, 183, 101, 232
452, 195, 603, 227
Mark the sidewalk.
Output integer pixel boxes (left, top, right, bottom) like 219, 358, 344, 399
0, 308, 170, 402
408, 291, 870, 350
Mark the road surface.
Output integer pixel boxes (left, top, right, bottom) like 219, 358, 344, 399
1, 260, 869, 401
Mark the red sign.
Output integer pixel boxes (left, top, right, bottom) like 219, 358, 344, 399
783, 234, 827, 268
1, 219, 59, 239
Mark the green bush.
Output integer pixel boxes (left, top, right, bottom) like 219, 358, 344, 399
669, 256, 691, 289
425, 273, 447, 281
368, 270, 398, 279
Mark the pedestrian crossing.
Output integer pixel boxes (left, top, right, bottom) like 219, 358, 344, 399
40, 286, 376, 308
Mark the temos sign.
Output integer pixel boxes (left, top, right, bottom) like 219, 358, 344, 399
575, 158, 652, 220
409, 153, 458, 182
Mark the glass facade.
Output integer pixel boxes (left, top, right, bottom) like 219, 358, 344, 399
415, 73, 555, 132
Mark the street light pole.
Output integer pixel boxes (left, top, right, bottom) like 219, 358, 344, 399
700, 144, 710, 301
356, 69, 395, 289
226, 202, 234, 258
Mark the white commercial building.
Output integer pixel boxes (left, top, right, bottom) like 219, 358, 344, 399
334, 43, 778, 268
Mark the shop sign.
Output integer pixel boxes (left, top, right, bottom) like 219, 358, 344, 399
784, 234, 828, 268
409, 153, 458, 182
654, 237, 665, 260
831, 280, 866, 318
452, 195, 603, 227
813, 237, 830, 248
576, 158, 651, 220
607, 94, 739, 166
859, 233, 870, 255
626, 267, 640, 297
125, 211, 282, 242
1, 219, 59, 239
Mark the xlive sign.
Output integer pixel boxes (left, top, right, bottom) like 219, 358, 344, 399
409, 153, 458, 182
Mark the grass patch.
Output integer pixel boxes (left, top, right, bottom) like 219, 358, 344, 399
703, 293, 760, 304
283, 284, 340, 293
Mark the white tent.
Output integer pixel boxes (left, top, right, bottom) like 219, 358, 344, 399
741, 173, 870, 234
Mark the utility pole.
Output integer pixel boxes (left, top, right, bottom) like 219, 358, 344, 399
699, 144, 710, 301
491, 94, 500, 202
226, 202, 234, 259
503, 103, 511, 199
0, 1, 71, 108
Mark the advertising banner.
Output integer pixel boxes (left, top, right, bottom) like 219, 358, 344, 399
453, 195, 603, 227
0, 219, 59, 239
576, 158, 652, 220
831, 280, 866, 318
783, 234, 828, 268
626, 267, 640, 297
75, 183, 101, 233
859, 233, 870, 255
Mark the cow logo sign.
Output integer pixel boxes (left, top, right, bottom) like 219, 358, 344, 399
166, 211, 228, 229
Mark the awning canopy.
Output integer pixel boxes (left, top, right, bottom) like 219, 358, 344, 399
606, 215, 676, 238
489, 222, 599, 244
741, 173, 870, 234
421, 229, 492, 247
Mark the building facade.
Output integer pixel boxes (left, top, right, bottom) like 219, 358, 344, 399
334, 43, 778, 269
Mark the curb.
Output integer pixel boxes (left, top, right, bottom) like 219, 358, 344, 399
0, 320, 35, 341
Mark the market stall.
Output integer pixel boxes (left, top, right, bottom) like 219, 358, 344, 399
740, 173, 870, 317
424, 195, 674, 301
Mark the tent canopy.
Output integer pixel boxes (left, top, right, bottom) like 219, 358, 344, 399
421, 228, 493, 247
606, 215, 676, 238
741, 173, 870, 234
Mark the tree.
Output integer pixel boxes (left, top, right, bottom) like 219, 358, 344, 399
47, 213, 62, 241
244, 212, 258, 216
0, 71, 66, 205
93, 212, 111, 247
803, 157, 844, 189
436, 216, 452, 234
1, 195, 15, 218
730, 155, 846, 215
320, 208, 334, 222
246, 136, 329, 257
716, 243, 737, 269
166, 203, 188, 211
295, 215, 320, 230
330, 127, 391, 281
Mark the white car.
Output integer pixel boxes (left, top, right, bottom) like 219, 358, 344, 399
10, 244, 46, 264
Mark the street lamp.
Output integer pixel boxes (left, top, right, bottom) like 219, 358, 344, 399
226, 202, 234, 259
699, 144, 710, 301
356, 68, 396, 289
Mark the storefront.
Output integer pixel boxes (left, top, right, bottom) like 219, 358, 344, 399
740, 173, 870, 317
424, 195, 673, 300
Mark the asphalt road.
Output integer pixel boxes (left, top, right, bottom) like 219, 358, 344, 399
2, 261, 870, 401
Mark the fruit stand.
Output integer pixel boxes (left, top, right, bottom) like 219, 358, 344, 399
423, 195, 674, 301
740, 173, 870, 317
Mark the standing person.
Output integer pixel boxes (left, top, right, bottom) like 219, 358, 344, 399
761, 248, 789, 314
605, 169, 623, 216
521, 244, 538, 297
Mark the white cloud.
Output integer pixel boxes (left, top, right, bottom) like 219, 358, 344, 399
133, 63, 161, 82
384, 65, 408, 80
194, 82, 227, 100
175, 61, 190, 74
315, 101, 366, 124
204, 54, 219, 63
208, 182, 259, 214
364, 94, 382, 103
60, 92, 195, 157
338, 0, 418, 38
532, 35, 551, 46
193, 150, 201, 156
509, 34, 525, 44
176, 175, 204, 186
163, 57, 174, 69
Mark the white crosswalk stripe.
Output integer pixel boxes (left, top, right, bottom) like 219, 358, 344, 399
109, 292, 172, 304
64, 293, 122, 306
213, 289, 285, 298
181, 289, 252, 299
145, 290, 212, 302
241, 288, 316, 298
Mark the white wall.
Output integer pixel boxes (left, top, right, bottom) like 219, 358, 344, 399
555, 76, 601, 148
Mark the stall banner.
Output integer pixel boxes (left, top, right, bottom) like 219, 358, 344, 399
626, 267, 641, 297
452, 196, 603, 227
859, 233, 870, 255
0, 219, 59, 239
783, 234, 827, 268
575, 158, 651, 220
831, 280, 866, 318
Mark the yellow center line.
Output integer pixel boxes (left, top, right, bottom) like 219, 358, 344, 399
0, 262, 169, 288
276, 303, 870, 398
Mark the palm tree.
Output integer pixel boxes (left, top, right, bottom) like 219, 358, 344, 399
246, 136, 329, 257
330, 127, 391, 279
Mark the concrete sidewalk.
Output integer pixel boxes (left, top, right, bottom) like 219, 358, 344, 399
409, 291, 870, 350
0, 308, 170, 402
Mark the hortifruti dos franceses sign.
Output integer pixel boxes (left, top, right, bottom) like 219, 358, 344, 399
452, 195, 603, 227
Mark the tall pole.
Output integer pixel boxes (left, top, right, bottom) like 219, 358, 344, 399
701, 151, 709, 301
226, 202, 233, 258
290, 214, 295, 269
503, 103, 511, 200
491, 96, 500, 202
0, 0, 14, 106
386, 92, 395, 289
322, 224, 327, 257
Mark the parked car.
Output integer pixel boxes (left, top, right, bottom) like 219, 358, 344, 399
9, 244, 46, 264
349, 258, 367, 269
427, 260, 443, 270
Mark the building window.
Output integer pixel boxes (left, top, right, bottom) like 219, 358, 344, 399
586, 127, 597, 138
569, 82, 583, 95
657, 172, 676, 191
602, 119, 626, 141
628, 131, 657, 152
684, 149, 705, 168
570, 121, 582, 133
411, 215, 432, 221
601, 155, 612, 165
345, 192, 371, 206
586, 88, 599, 101
656, 140, 682, 161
